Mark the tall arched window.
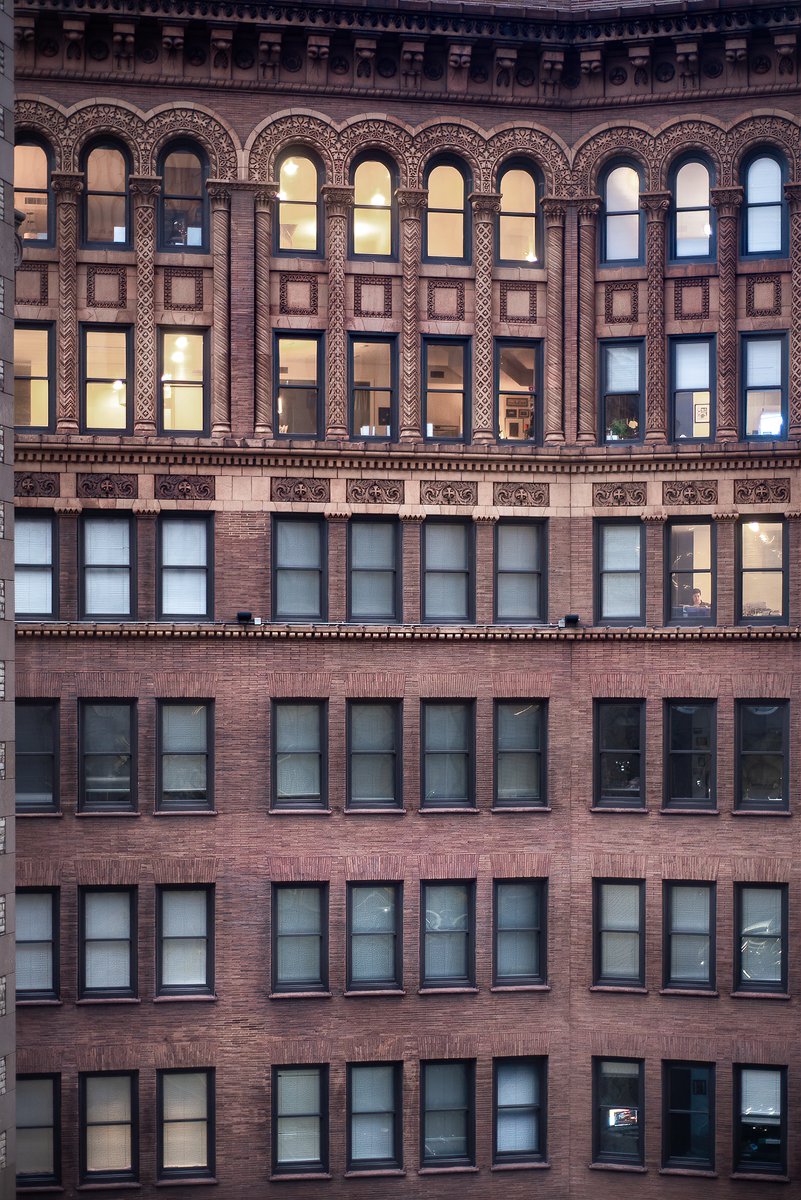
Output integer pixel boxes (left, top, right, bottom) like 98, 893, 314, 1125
424, 158, 470, 263
742, 151, 787, 256
158, 141, 208, 251
497, 161, 540, 265
351, 155, 397, 258
82, 141, 131, 248
671, 158, 713, 260
601, 161, 643, 264
276, 149, 323, 255
15, 138, 54, 244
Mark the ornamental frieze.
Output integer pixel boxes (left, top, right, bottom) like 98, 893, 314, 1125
593, 482, 647, 506
271, 478, 330, 503
15, 472, 59, 498
662, 481, 719, 505
493, 482, 549, 507
155, 475, 215, 500
734, 478, 791, 504
420, 480, 477, 505
346, 479, 405, 505
77, 473, 138, 499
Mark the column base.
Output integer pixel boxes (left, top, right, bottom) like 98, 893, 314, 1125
57, 419, 80, 434
133, 422, 156, 437
644, 430, 667, 443
211, 424, 231, 439
576, 431, 596, 443
472, 432, 494, 444
254, 425, 274, 439
544, 432, 565, 444
716, 428, 738, 441
325, 426, 348, 440
400, 429, 420, 442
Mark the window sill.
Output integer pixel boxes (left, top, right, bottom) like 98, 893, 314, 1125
731, 1173, 789, 1183
16, 811, 63, 818
588, 1162, 646, 1173
269, 809, 332, 817
492, 806, 551, 814
269, 991, 332, 1000
343, 989, 405, 998
418, 1166, 479, 1175
659, 988, 718, 997
490, 984, 550, 993
153, 810, 218, 817
343, 1169, 406, 1178
418, 986, 478, 995
418, 807, 479, 815
660, 808, 719, 816
269, 1173, 331, 1182
344, 807, 407, 815
589, 806, 648, 814
732, 809, 792, 818
589, 985, 647, 994
731, 990, 790, 1000
75, 811, 140, 818
659, 1167, 717, 1178
153, 994, 217, 1003
77, 1185, 142, 1192
13, 1187, 65, 1193
154, 1179, 217, 1188
76, 997, 141, 1005
491, 1161, 550, 1172
17, 998, 63, 1007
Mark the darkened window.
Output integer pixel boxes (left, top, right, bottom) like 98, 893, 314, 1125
347, 882, 402, 991
158, 142, 208, 251
493, 1058, 546, 1165
596, 521, 644, 625
600, 340, 644, 443
79, 701, 136, 813
671, 338, 714, 441
495, 522, 545, 623
741, 334, 787, 440
272, 701, 326, 811
421, 881, 474, 987
664, 701, 716, 811
421, 1060, 475, 1167
666, 521, 715, 624
14, 323, 53, 429
422, 702, 473, 810
15, 512, 56, 617
351, 154, 397, 258
273, 517, 326, 621
81, 326, 131, 433
662, 1062, 714, 1170
601, 162, 642, 264
494, 879, 546, 986
16, 889, 58, 1000
157, 1070, 215, 1180
671, 159, 714, 260
159, 330, 207, 433
737, 518, 786, 624
497, 161, 541, 265
350, 337, 396, 439
494, 701, 546, 809
496, 339, 540, 443
736, 701, 788, 812
79, 1073, 138, 1184
422, 520, 473, 623
272, 884, 328, 993
664, 882, 715, 991
158, 516, 212, 620
272, 1066, 328, 1174
158, 702, 212, 812
594, 700, 645, 809
79, 888, 136, 999
348, 520, 399, 622
276, 149, 323, 255
347, 1063, 402, 1170
734, 1066, 786, 1175
82, 142, 130, 248
16, 702, 59, 814
425, 158, 470, 263
593, 879, 644, 987
274, 333, 322, 438
17, 1075, 61, 1188
157, 887, 214, 996
735, 884, 787, 994
742, 152, 787, 257
15, 139, 54, 244
81, 515, 134, 619
423, 339, 468, 443
347, 702, 401, 810
593, 1058, 644, 1166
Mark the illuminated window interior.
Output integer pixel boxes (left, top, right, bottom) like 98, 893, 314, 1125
498, 343, 537, 441
668, 523, 712, 619
161, 332, 205, 431
351, 340, 393, 437
674, 161, 712, 257
14, 326, 50, 427
499, 166, 537, 263
278, 154, 319, 252
353, 159, 392, 256
741, 520, 783, 618
425, 343, 465, 439
84, 329, 128, 430
14, 142, 50, 241
744, 338, 783, 437
426, 163, 465, 259
277, 337, 319, 436
85, 145, 128, 245
161, 147, 205, 248
673, 340, 711, 439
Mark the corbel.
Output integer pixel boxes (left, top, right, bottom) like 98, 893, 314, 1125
675, 40, 699, 86
112, 22, 136, 71
210, 27, 233, 74
354, 37, 376, 79
259, 31, 281, 81
580, 48, 602, 75
540, 49, 564, 96
494, 45, 517, 90
401, 40, 424, 87
63, 18, 85, 63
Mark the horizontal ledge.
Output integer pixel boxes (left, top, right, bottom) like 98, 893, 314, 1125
589, 985, 648, 994
154, 1179, 218, 1188
731, 809, 792, 817
344, 808, 407, 815
490, 984, 550, 993
76, 997, 141, 1005
730, 1173, 790, 1183
343, 1169, 406, 1178
269, 1174, 332, 1182
76, 1185, 142, 1192
14, 1188, 66, 1194
269, 809, 332, 816
588, 1162, 647, 1173
17, 998, 63, 1007
269, 991, 332, 1000
491, 1161, 550, 1172
658, 988, 719, 997
418, 1166, 479, 1175
75, 811, 140, 818
153, 994, 218, 1003
491, 805, 551, 813
16, 811, 63, 818
418, 807, 479, 815
659, 1167, 718, 1177
730, 991, 791, 1000
418, 986, 479, 995
660, 808, 720, 816
343, 989, 406, 998
152, 810, 218, 817
589, 806, 648, 814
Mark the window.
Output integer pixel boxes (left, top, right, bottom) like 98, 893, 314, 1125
671, 338, 714, 441
664, 882, 715, 991
16, 701, 59, 814
735, 884, 787, 994
593, 879, 644, 988
157, 888, 214, 996
272, 1066, 328, 1174
274, 334, 322, 437
347, 882, 402, 991
423, 339, 468, 441
159, 330, 206, 433
81, 515, 134, 619
742, 152, 787, 256
158, 142, 207, 250
273, 517, 326, 621
421, 881, 474, 987
494, 879, 546, 986
15, 139, 53, 243
593, 1058, 644, 1166
79, 888, 136, 999
158, 517, 212, 619
272, 701, 326, 811
738, 518, 786, 623
666, 521, 714, 623
347, 1063, 402, 1170
17, 1075, 60, 1188
157, 1070, 214, 1180
15, 512, 56, 618
272, 884, 328, 993
422, 520, 473, 623
79, 1073, 137, 1184
158, 702, 213, 812
493, 1058, 546, 1165
595, 700, 645, 809
497, 161, 540, 264
79, 701, 136, 813
497, 340, 540, 443
277, 150, 322, 254
600, 340, 644, 443
596, 521, 644, 625
421, 1061, 474, 1167
14, 323, 53, 428
495, 521, 545, 622
351, 155, 396, 258
662, 1062, 714, 1170
736, 701, 788, 812
602, 162, 642, 263
82, 142, 130, 247
16, 890, 58, 1000
664, 701, 715, 811
494, 701, 546, 809
734, 1066, 786, 1175
741, 334, 786, 439
425, 158, 469, 262
671, 159, 713, 259
348, 520, 400, 621
347, 702, 401, 810
350, 337, 396, 439
81, 326, 131, 432
422, 702, 473, 810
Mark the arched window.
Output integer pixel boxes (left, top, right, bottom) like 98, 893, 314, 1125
158, 141, 208, 251
424, 158, 470, 263
497, 161, 540, 264
602, 161, 643, 264
82, 141, 131, 248
15, 138, 53, 244
351, 155, 397, 258
276, 149, 323, 255
742, 151, 787, 256
671, 158, 713, 260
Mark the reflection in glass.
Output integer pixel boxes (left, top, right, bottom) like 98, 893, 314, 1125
739, 887, 783, 988
664, 1063, 713, 1168
424, 342, 465, 439
737, 1068, 783, 1172
161, 148, 205, 247
85, 146, 128, 244
666, 702, 714, 809
596, 1060, 641, 1162
498, 343, 537, 441
597, 702, 642, 806
738, 702, 786, 809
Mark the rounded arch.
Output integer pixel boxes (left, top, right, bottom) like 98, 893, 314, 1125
247, 111, 336, 184
339, 116, 413, 188
571, 123, 655, 195
157, 138, 210, 252
144, 104, 239, 180
15, 96, 68, 171
275, 145, 325, 257
652, 117, 726, 188
62, 98, 145, 172
423, 153, 472, 263
727, 113, 799, 182
486, 124, 571, 196
414, 120, 485, 190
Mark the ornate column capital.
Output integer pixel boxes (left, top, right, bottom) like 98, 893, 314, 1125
640, 190, 671, 221
51, 171, 83, 198
322, 185, 355, 218
710, 186, 743, 218
541, 196, 570, 224
469, 191, 501, 220
577, 196, 602, 222
255, 182, 280, 212
784, 181, 801, 212
207, 180, 232, 210
129, 175, 161, 204
396, 188, 428, 220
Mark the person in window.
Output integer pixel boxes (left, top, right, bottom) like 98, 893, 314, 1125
682, 587, 711, 618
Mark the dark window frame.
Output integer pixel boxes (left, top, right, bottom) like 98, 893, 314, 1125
273, 330, 325, 440
156, 699, 214, 813
494, 518, 547, 624
348, 332, 398, 442
348, 150, 399, 262
663, 699, 717, 812
735, 699, 789, 812
668, 335, 717, 444
420, 1059, 476, 1168
15, 510, 58, 620
493, 878, 547, 987
79, 323, 133, 436
271, 1064, 329, 1175
78, 1071, 139, 1185
662, 1060, 715, 1171
156, 1068, 216, 1181
740, 332, 788, 442
420, 699, 476, 811
14, 320, 56, 432
668, 154, 716, 263
346, 517, 402, 623
156, 884, 215, 997
346, 699, 402, 812
662, 880, 716, 993
493, 699, 548, 810
492, 1056, 547, 1166
599, 158, 645, 266
271, 513, 328, 622
421, 518, 475, 624
494, 336, 543, 446
157, 513, 214, 621
14, 135, 56, 247
78, 698, 137, 814
270, 698, 328, 812
346, 880, 403, 991
599, 337, 646, 446
16, 887, 59, 1002
80, 139, 132, 251
735, 515, 788, 625
346, 1061, 403, 1171
17, 1073, 61, 1189
733, 1064, 787, 1175
271, 882, 329, 993
157, 327, 209, 435
78, 885, 138, 1000
592, 877, 645, 988
734, 882, 788, 995
16, 699, 60, 815
423, 154, 472, 266
593, 698, 646, 810
157, 139, 209, 253
421, 335, 471, 445
664, 519, 716, 626
594, 519, 646, 627
740, 148, 789, 260
592, 1056, 645, 1167
79, 511, 137, 621
420, 879, 476, 988
495, 157, 544, 267
275, 146, 325, 259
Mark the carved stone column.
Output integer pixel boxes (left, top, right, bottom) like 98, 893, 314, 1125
254, 184, 279, 437
208, 181, 232, 437
542, 198, 568, 443
396, 189, 427, 441
710, 186, 743, 441
130, 176, 160, 436
469, 192, 501, 443
576, 197, 601, 442
51, 172, 83, 432
322, 186, 354, 439
640, 191, 670, 443
785, 183, 801, 438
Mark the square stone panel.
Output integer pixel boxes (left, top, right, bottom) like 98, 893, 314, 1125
746, 274, 781, 317
427, 280, 465, 320
500, 281, 537, 324
164, 267, 204, 310
604, 282, 639, 323
673, 277, 710, 320
354, 276, 393, 318
280, 273, 319, 316
16, 264, 48, 305
87, 265, 127, 308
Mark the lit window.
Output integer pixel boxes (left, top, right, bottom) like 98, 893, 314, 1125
736, 701, 788, 811
348, 1063, 402, 1170
159, 143, 207, 249
664, 701, 715, 811
603, 164, 641, 262
15, 513, 56, 618
421, 1061, 474, 1167
666, 521, 714, 623
347, 882, 402, 990
159, 517, 212, 619
350, 338, 395, 438
742, 335, 786, 439
14, 140, 53, 242
17, 1075, 60, 1188
273, 1066, 328, 1174
16, 890, 58, 1000
160, 331, 205, 432
157, 890, 213, 996
493, 1058, 546, 1165
158, 703, 212, 811
601, 340, 643, 443
79, 1073, 137, 1184
735, 1067, 786, 1175
14, 324, 52, 428
498, 163, 539, 264
275, 334, 321, 437
672, 338, 713, 441
82, 328, 130, 432
425, 161, 468, 261
16, 701, 58, 814
497, 340, 539, 442
158, 1071, 214, 1180
664, 882, 714, 990
743, 153, 786, 255
423, 339, 467, 441
593, 880, 644, 987
352, 157, 394, 257
79, 888, 136, 999
277, 152, 320, 253
735, 885, 786, 994
83, 143, 130, 247
673, 160, 712, 258
421, 881, 474, 986
593, 1059, 643, 1166
595, 700, 645, 809
738, 518, 786, 623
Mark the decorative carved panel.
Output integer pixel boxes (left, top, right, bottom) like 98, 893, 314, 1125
271, 477, 330, 502
87, 265, 127, 308
155, 475, 215, 500
15, 263, 48, 305
420, 480, 477, 505
279, 272, 320, 316
662, 480, 719, 505
746, 274, 782, 317
15, 472, 59, 498
593, 482, 647, 506
499, 281, 537, 324
163, 267, 204, 310
353, 275, 392, 318
673, 277, 710, 320
493, 481, 549, 506
426, 280, 465, 320
346, 479, 404, 504
77, 473, 138, 499
734, 477, 790, 504
604, 282, 639, 323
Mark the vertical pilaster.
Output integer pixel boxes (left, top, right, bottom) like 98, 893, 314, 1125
397, 189, 427, 442
641, 191, 670, 443
784, 183, 801, 439
322, 186, 354, 439
130, 176, 160, 437
51, 172, 83, 433
710, 187, 743, 442
474, 514, 497, 623
713, 511, 738, 627
208, 181, 232, 437
577, 197, 601, 443
399, 512, 423, 621
542, 198, 568, 443
643, 513, 666, 627
254, 184, 279, 438
469, 192, 501, 443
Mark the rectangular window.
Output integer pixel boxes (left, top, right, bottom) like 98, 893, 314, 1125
81, 515, 135, 619
596, 521, 644, 624
272, 1066, 328, 1174
272, 701, 326, 811
423, 339, 467, 441
662, 1062, 714, 1170
601, 340, 644, 444
15, 513, 56, 618
742, 334, 786, 440
493, 1058, 546, 1165
275, 334, 322, 438
82, 327, 131, 432
495, 522, 545, 623
347, 1063, 402, 1171
422, 701, 473, 810
671, 337, 714, 441
159, 517, 212, 619
14, 323, 53, 429
79, 701, 136, 813
347, 701, 401, 811
79, 888, 136, 999
273, 517, 326, 621
347, 882, 402, 991
664, 701, 716, 811
16, 701, 58, 814
494, 701, 546, 808
272, 884, 327, 993
593, 879, 644, 988
17, 1075, 60, 1188
735, 884, 787, 994
734, 1066, 786, 1175
666, 521, 714, 623
494, 879, 546, 986
157, 887, 214, 997
348, 520, 400, 622
593, 1058, 644, 1166
423, 521, 473, 623
157, 1070, 214, 1180
738, 518, 786, 623
350, 337, 395, 438
158, 702, 213, 812
80, 1073, 138, 1184
159, 330, 206, 433
496, 340, 540, 443
594, 700, 645, 809
16, 890, 58, 1000
664, 882, 715, 991
421, 1060, 474, 1167
421, 881, 474, 987
736, 701, 788, 811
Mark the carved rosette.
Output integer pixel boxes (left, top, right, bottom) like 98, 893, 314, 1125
271, 477, 330, 503
15, 472, 60, 498
396, 189, 428, 441
130, 176, 161, 435
322, 186, 354, 439
593, 482, 648, 506
640, 192, 670, 443
254, 184, 280, 437
52, 172, 83, 431
576, 198, 601, 442
493, 482, 550, 507
711, 187, 743, 440
346, 479, 405, 504
785, 183, 801, 437
208, 181, 232, 436
155, 475, 216, 500
469, 193, 502, 443
734, 478, 790, 505
541, 198, 568, 443
77, 473, 138, 499
662, 481, 718, 505
420, 480, 477, 505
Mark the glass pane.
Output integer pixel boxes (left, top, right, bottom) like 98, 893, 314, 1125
606, 166, 640, 212
278, 337, 318, 386
351, 522, 394, 569
602, 525, 640, 571
425, 571, 467, 619
426, 524, 467, 570
352, 341, 392, 391
163, 1121, 207, 1169
162, 890, 206, 938
742, 887, 781, 935
87, 194, 126, 244
161, 334, 203, 429
15, 144, 50, 240
277, 888, 321, 936
84, 704, 131, 753
606, 213, 639, 260
277, 1116, 320, 1163
746, 339, 782, 388
354, 160, 391, 207
353, 206, 391, 255
428, 210, 464, 258
676, 207, 711, 256
741, 1068, 781, 1116
351, 701, 395, 752
351, 1113, 393, 1160
161, 521, 206, 567
425, 705, 468, 752
277, 520, 320, 569
741, 521, 782, 570
497, 1062, 539, 1109
85, 891, 129, 939
163, 705, 206, 754
675, 341, 710, 390
87, 1125, 132, 1172
676, 161, 710, 209
351, 886, 395, 934
747, 204, 782, 253
671, 886, 710, 931
499, 214, 537, 262
17, 892, 52, 940
163, 150, 202, 198
428, 164, 464, 210
606, 345, 640, 393
747, 157, 782, 203
280, 155, 317, 203
18, 1129, 54, 1176
16, 513, 52, 567
15, 326, 49, 379
500, 168, 536, 213
87, 147, 126, 193
279, 201, 318, 252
